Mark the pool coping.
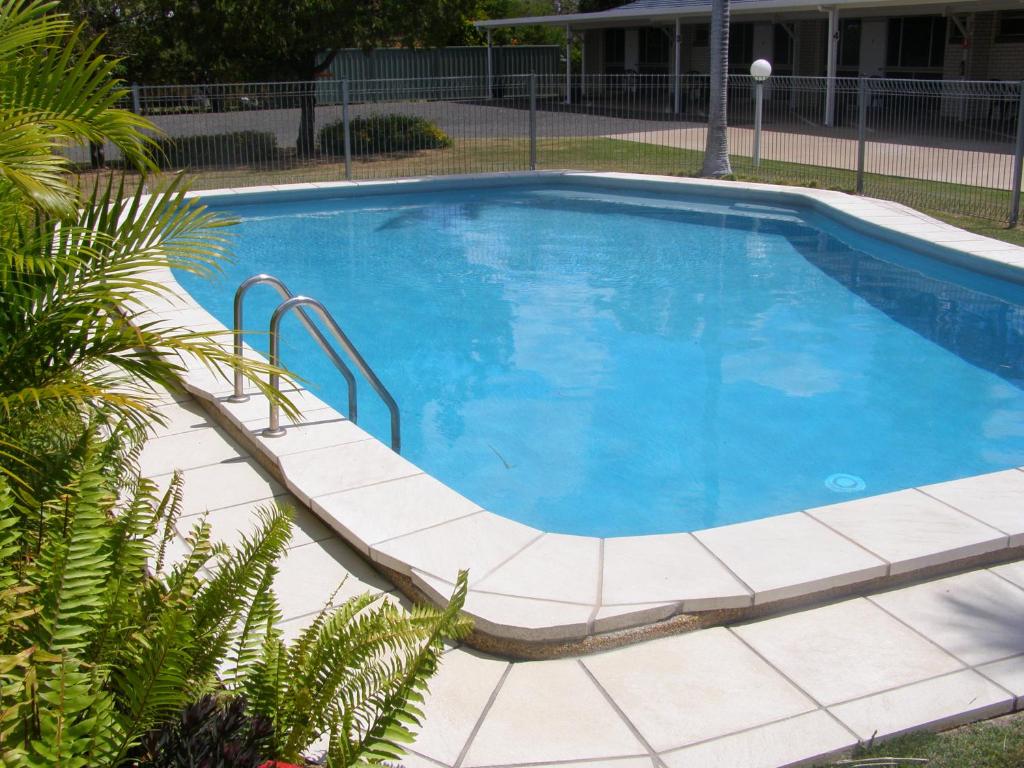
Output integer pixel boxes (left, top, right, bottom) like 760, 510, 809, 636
139, 170, 1024, 654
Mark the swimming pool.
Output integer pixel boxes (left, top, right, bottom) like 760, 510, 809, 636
178, 180, 1024, 538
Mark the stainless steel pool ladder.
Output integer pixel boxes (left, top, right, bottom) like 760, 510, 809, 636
229, 274, 401, 453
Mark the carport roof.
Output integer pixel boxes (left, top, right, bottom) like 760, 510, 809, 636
472, 0, 1016, 29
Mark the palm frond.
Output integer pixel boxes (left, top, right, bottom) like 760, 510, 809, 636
0, 0, 154, 216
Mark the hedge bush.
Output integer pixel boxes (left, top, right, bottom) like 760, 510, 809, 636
154, 130, 279, 169
319, 114, 451, 157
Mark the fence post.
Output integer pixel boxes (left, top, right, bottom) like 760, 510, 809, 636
131, 83, 141, 114
752, 78, 764, 168
1010, 80, 1024, 227
342, 79, 352, 182
856, 77, 868, 195
529, 74, 537, 171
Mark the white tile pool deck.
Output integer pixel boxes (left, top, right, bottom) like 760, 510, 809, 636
132, 171, 1024, 764
138, 171, 1024, 651
147, 384, 1024, 767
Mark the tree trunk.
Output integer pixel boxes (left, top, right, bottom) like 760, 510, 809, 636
295, 51, 340, 160
89, 141, 105, 169
701, 0, 732, 177
297, 79, 317, 159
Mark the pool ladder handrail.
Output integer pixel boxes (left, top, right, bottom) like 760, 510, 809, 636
267, 297, 401, 452
230, 274, 358, 420
230, 275, 401, 453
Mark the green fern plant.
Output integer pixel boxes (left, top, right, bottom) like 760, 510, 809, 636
0, 430, 472, 768
240, 578, 472, 765
0, 4, 475, 766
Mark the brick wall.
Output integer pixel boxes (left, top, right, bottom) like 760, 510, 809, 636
951, 12, 1024, 81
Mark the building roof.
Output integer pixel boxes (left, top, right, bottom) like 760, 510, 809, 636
472, 0, 1014, 29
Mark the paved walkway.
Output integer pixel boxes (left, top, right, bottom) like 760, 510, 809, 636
610, 125, 1016, 190
148, 384, 1024, 768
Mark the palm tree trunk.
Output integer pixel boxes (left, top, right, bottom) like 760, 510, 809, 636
701, 0, 732, 177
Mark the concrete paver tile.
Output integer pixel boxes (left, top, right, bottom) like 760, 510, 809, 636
221, 388, 333, 425
592, 602, 678, 634
659, 710, 855, 768
177, 494, 332, 551
409, 649, 509, 766
583, 628, 815, 753
313, 473, 479, 555
503, 760, 654, 768
371, 512, 541, 583
415, 571, 594, 642
601, 533, 751, 609
992, 560, 1024, 589
148, 397, 211, 439
460, 589, 595, 642
460, 659, 646, 766
807, 489, 1006, 574
395, 752, 450, 768
139, 427, 248, 476
152, 458, 283, 517
694, 513, 887, 603
870, 569, 1024, 666
977, 655, 1024, 706
274, 537, 392, 620
733, 598, 963, 706
252, 413, 371, 457
920, 470, 1024, 545
829, 670, 1013, 741
277, 439, 421, 504
474, 533, 600, 605
149, 306, 226, 334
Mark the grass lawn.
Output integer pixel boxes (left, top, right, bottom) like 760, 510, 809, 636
74, 136, 1024, 245
819, 712, 1024, 767
926, 209, 1024, 247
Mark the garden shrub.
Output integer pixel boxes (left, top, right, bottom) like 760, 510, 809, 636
154, 130, 279, 169
319, 114, 452, 156
134, 695, 273, 768
0, 3, 473, 766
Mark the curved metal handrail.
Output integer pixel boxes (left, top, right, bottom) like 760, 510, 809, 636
264, 296, 401, 454
230, 274, 358, 422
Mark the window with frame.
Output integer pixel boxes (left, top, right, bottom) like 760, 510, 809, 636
839, 19, 861, 68
640, 27, 670, 65
886, 15, 945, 69
604, 29, 625, 66
995, 11, 1024, 43
728, 22, 754, 70
773, 23, 793, 67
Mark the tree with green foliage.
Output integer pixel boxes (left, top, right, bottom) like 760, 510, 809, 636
65, 1, 593, 154
66, 0, 483, 155
0, 2, 473, 764
468, 1, 575, 46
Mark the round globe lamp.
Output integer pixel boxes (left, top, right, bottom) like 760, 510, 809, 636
750, 60, 772, 166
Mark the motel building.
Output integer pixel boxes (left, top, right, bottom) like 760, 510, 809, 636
475, 0, 1024, 126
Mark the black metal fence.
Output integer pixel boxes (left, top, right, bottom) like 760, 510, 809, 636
72, 74, 1024, 225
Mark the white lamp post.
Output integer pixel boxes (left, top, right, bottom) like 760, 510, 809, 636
750, 58, 772, 168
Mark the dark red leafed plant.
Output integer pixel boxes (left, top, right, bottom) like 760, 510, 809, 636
132, 695, 273, 768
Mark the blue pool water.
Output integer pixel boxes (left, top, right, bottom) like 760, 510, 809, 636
179, 183, 1024, 537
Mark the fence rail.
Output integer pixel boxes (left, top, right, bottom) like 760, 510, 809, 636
73, 74, 1024, 225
